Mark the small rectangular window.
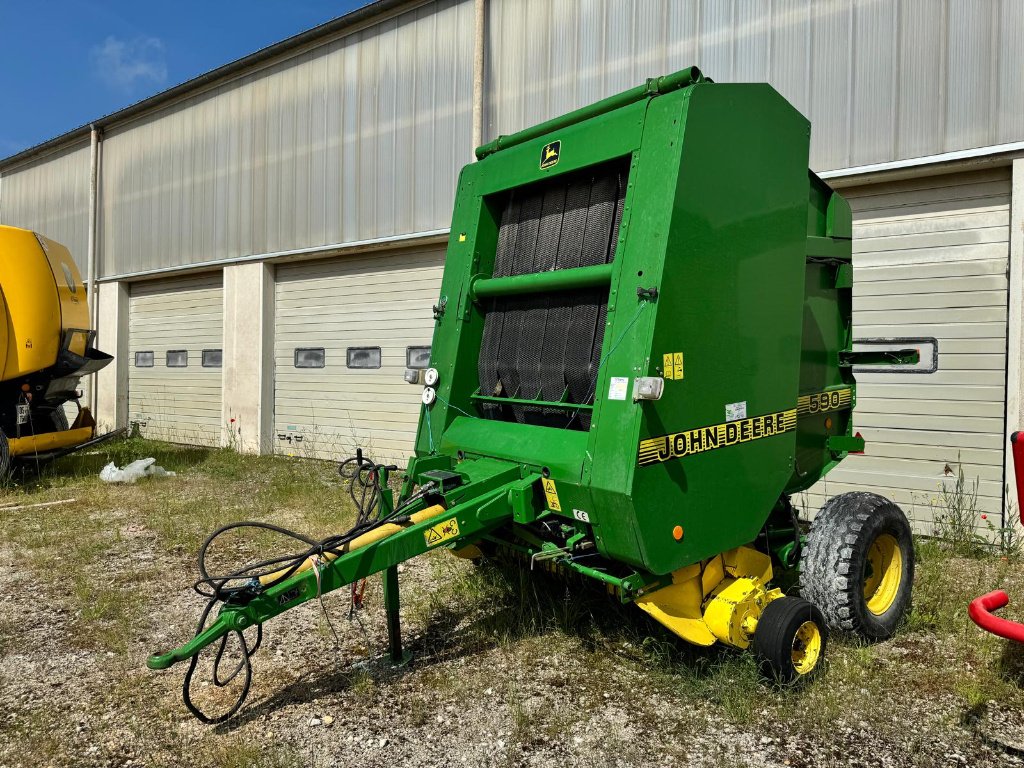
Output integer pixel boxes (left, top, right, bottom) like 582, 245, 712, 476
406, 346, 431, 369
135, 351, 154, 368
202, 349, 223, 368
347, 347, 381, 369
294, 347, 326, 369
166, 350, 188, 368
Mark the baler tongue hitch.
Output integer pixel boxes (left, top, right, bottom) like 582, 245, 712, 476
148, 450, 520, 723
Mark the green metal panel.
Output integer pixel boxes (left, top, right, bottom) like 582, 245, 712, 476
413, 69, 855, 579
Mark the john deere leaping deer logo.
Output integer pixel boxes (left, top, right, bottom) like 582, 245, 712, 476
540, 140, 561, 169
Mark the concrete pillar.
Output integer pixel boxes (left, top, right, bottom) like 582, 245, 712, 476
95, 281, 129, 431
1005, 157, 1024, 528
222, 262, 274, 453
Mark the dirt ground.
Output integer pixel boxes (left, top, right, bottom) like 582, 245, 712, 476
2, 439, 1024, 768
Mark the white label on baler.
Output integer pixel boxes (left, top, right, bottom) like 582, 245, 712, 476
573, 509, 591, 523
725, 401, 747, 422
608, 377, 629, 401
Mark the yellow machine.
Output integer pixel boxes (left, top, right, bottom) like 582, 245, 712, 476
0, 225, 113, 472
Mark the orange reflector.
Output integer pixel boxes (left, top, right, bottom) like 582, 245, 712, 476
20, 383, 29, 392
824, 417, 832, 430
672, 525, 684, 541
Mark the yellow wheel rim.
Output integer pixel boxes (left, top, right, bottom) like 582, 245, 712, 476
792, 620, 822, 675
863, 533, 903, 615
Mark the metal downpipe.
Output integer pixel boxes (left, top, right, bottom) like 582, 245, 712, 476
87, 125, 101, 416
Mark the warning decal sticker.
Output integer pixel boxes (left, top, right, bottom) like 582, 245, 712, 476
663, 352, 684, 381
637, 387, 853, 467
424, 517, 461, 547
541, 478, 562, 512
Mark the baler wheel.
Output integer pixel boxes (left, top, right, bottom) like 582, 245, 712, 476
51, 408, 69, 432
0, 431, 9, 477
799, 492, 914, 640
753, 596, 827, 683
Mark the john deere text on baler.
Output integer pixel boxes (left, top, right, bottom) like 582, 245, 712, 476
149, 67, 918, 722
0, 225, 114, 473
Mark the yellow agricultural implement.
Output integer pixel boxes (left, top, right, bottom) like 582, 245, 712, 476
0, 225, 117, 472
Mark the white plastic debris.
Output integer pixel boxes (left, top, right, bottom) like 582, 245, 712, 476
99, 458, 176, 483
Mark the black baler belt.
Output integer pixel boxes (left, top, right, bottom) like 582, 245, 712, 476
478, 196, 522, 417
477, 158, 628, 429
518, 184, 569, 423
537, 176, 593, 418
495, 191, 543, 403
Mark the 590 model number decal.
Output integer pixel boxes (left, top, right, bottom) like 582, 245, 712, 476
797, 387, 852, 415
638, 387, 852, 467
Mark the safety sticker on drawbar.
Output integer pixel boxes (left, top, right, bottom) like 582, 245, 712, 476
637, 387, 853, 468
424, 517, 460, 547
608, 377, 629, 401
541, 478, 562, 512
663, 352, 684, 381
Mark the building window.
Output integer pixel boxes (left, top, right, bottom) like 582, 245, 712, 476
294, 348, 325, 368
166, 350, 188, 368
406, 346, 431, 369
202, 349, 223, 368
347, 347, 381, 369
135, 351, 154, 368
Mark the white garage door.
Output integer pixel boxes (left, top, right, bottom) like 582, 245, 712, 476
803, 168, 1011, 534
274, 247, 444, 465
128, 274, 224, 447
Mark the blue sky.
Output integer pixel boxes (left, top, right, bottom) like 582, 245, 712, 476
0, 1, 368, 159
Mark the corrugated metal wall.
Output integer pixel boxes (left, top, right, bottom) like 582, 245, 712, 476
98, 0, 472, 277
3, 1, 1024, 278
486, 0, 1024, 173
0, 141, 91, 270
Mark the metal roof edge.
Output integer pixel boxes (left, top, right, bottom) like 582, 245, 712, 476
819, 141, 1024, 185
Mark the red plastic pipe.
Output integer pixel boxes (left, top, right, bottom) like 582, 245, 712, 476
969, 590, 1024, 643
1012, 432, 1024, 525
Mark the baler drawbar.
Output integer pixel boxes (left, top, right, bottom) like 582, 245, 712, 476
149, 66, 925, 722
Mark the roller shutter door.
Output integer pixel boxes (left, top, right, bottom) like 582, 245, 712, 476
804, 168, 1011, 534
128, 274, 224, 446
274, 247, 444, 464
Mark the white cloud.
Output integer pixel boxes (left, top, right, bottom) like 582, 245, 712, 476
91, 35, 167, 92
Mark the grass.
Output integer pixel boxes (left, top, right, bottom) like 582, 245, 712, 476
407, 522, 1024, 761
0, 438, 358, 657
1, 439, 1023, 766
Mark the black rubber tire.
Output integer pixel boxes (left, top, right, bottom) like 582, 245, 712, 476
754, 596, 827, 684
50, 408, 69, 432
799, 491, 914, 640
0, 430, 10, 478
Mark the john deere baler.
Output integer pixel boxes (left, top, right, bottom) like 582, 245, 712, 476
150, 67, 917, 721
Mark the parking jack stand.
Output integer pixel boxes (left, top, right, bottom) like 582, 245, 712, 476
382, 565, 412, 666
